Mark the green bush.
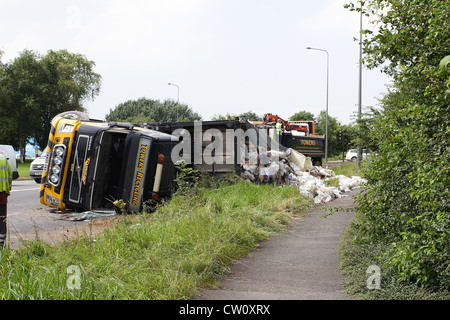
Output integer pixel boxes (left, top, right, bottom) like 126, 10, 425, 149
346, 0, 450, 289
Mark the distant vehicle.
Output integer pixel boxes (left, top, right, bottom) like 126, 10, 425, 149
16, 153, 34, 160
345, 149, 375, 162
29, 154, 46, 183
0, 144, 19, 179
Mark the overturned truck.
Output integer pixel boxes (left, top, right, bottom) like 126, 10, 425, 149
40, 112, 179, 213
40, 113, 363, 213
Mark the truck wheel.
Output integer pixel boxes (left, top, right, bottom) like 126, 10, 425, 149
312, 158, 322, 167
351, 156, 357, 162
34, 178, 42, 183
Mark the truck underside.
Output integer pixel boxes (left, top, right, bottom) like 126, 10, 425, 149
91, 131, 127, 210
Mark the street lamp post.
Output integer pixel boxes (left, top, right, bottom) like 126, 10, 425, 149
306, 46, 329, 168
357, 3, 363, 168
168, 82, 179, 122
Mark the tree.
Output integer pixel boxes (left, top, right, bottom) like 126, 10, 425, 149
350, 107, 380, 153
338, 123, 358, 154
289, 110, 315, 121
315, 110, 342, 156
0, 49, 101, 156
0, 50, 42, 157
106, 98, 201, 123
211, 110, 261, 121
346, 0, 450, 288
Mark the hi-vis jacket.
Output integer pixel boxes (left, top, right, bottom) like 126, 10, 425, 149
0, 154, 12, 195
276, 122, 282, 135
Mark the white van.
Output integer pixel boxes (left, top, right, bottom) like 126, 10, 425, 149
0, 144, 19, 179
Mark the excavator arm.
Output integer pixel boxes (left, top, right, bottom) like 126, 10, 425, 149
263, 113, 308, 133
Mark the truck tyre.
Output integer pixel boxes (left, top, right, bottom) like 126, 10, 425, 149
351, 156, 357, 162
34, 178, 41, 183
312, 157, 322, 167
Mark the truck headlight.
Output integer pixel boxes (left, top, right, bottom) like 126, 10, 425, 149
50, 174, 59, 184
52, 165, 61, 174
55, 147, 65, 157
49, 144, 66, 187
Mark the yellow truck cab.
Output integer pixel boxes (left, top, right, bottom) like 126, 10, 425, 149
40, 111, 178, 213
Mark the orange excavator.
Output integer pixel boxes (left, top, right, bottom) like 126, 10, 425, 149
262, 113, 315, 135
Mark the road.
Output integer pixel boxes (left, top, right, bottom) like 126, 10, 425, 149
6, 179, 92, 249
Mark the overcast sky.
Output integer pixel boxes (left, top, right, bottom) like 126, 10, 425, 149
0, 0, 391, 124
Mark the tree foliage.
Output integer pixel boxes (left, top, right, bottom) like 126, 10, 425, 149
289, 110, 360, 156
106, 98, 201, 123
211, 110, 261, 121
289, 110, 315, 121
346, 0, 449, 288
0, 49, 101, 153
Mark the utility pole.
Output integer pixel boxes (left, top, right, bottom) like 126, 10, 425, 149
357, 1, 363, 168
306, 47, 329, 168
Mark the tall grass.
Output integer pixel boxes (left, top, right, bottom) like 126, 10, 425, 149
17, 159, 33, 179
0, 177, 312, 299
332, 162, 363, 177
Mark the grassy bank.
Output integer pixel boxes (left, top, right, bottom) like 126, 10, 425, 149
338, 211, 450, 300
332, 161, 363, 177
325, 162, 363, 189
335, 162, 449, 299
17, 159, 32, 179
0, 177, 312, 299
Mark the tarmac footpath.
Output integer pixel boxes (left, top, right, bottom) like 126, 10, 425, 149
196, 189, 359, 300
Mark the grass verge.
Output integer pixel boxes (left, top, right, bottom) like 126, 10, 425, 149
338, 211, 450, 300
17, 159, 32, 179
332, 161, 363, 177
0, 177, 312, 299
326, 162, 363, 188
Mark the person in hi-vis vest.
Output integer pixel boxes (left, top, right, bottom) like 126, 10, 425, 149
0, 154, 12, 248
276, 119, 283, 145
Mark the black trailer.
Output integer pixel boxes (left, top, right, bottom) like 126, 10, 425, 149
143, 118, 287, 177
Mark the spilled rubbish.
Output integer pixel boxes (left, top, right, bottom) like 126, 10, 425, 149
239, 147, 367, 204
47, 210, 117, 221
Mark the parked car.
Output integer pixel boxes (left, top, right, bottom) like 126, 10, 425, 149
0, 144, 19, 179
29, 154, 46, 183
345, 149, 375, 162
